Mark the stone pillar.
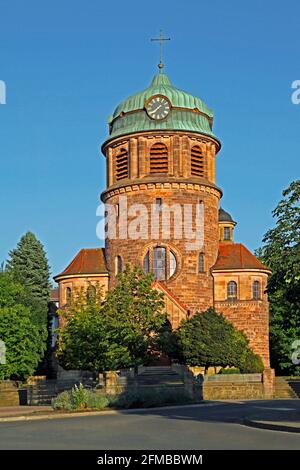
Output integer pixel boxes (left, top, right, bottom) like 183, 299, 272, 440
108, 147, 114, 186
130, 138, 138, 179
263, 368, 275, 399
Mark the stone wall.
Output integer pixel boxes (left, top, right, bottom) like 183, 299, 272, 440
202, 371, 275, 400
0, 381, 20, 407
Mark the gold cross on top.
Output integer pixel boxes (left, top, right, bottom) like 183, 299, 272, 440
151, 30, 171, 72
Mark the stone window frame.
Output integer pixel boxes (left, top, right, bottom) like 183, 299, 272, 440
227, 280, 238, 301
114, 144, 129, 182
252, 279, 261, 300
198, 252, 205, 273
149, 142, 169, 174
190, 144, 206, 178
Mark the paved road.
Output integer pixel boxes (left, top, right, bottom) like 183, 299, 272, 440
0, 400, 299, 450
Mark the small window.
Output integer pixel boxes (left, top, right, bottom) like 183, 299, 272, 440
115, 148, 128, 181
198, 253, 205, 273
156, 198, 163, 208
191, 145, 205, 177
227, 281, 237, 300
224, 227, 231, 241
253, 280, 261, 300
116, 255, 123, 274
66, 287, 72, 305
86, 285, 96, 302
150, 143, 168, 174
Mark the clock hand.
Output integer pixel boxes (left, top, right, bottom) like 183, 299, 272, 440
150, 104, 162, 114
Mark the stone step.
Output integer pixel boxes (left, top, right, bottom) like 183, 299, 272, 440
275, 377, 298, 399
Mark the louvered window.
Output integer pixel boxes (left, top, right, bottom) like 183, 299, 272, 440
150, 143, 168, 173
191, 145, 205, 177
115, 148, 128, 180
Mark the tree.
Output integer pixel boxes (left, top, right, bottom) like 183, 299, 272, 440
57, 266, 166, 372
101, 265, 166, 368
176, 308, 260, 372
257, 180, 300, 375
0, 272, 46, 379
7, 231, 52, 326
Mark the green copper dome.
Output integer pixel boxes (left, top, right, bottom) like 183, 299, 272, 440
107, 73, 217, 140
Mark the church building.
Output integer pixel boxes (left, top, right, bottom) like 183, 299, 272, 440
54, 64, 271, 368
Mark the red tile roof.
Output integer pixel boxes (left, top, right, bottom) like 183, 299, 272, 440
153, 280, 189, 313
213, 243, 271, 272
54, 248, 108, 279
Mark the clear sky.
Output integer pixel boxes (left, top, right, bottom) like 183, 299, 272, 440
0, 0, 299, 280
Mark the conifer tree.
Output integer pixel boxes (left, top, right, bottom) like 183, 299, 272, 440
7, 231, 51, 326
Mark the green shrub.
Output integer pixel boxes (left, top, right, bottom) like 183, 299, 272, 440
52, 384, 110, 411
86, 392, 109, 410
52, 390, 74, 411
218, 368, 241, 374
71, 383, 89, 409
240, 352, 264, 373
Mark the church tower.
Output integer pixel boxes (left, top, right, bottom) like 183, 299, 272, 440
101, 68, 222, 315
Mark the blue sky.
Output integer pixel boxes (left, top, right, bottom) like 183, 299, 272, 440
0, 0, 299, 280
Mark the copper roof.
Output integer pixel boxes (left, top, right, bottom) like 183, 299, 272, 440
54, 248, 108, 279
213, 243, 270, 272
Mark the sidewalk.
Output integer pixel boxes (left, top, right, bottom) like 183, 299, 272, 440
0, 406, 53, 418
244, 418, 300, 433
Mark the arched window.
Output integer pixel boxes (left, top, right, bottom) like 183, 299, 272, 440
227, 281, 237, 300
191, 145, 205, 177
115, 147, 128, 181
66, 287, 72, 305
150, 143, 168, 174
198, 253, 205, 273
224, 227, 231, 241
86, 285, 96, 302
115, 255, 123, 274
143, 247, 177, 280
253, 280, 261, 300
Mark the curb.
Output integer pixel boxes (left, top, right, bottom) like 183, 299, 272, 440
243, 418, 300, 434
0, 401, 221, 423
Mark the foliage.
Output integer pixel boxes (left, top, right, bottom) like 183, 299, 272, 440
56, 284, 106, 371
176, 308, 251, 370
57, 266, 166, 371
239, 351, 264, 374
52, 384, 109, 411
257, 180, 300, 375
0, 272, 46, 379
218, 368, 241, 374
6, 231, 52, 327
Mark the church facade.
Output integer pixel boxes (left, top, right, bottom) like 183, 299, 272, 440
54, 69, 271, 368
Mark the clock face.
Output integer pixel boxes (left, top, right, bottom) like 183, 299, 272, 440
145, 96, 171, 120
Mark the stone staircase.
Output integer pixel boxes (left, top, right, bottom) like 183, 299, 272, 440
275, 377, 298, 399
287, 379, 300, 398
133, 366, 185, 390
